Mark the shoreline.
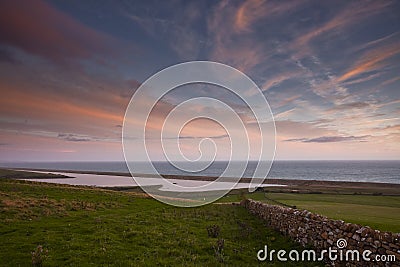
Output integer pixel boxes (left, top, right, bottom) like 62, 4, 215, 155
6, 167, 400, 196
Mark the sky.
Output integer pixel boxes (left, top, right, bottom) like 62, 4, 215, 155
0, 0, 399, 162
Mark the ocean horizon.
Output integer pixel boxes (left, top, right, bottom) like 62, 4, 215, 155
1, 160, 399, 184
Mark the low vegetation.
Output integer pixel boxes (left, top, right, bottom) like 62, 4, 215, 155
2, 169, 397, 265
0, 169, 69, 179
0, 178, 320, 266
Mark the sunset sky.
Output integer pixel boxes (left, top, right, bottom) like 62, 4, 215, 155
0, 0, 399, 162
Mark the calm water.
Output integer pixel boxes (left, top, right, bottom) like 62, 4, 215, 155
1, 160, 399, 184
20, 171, 284, 190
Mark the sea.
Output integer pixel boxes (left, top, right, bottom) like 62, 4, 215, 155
1, 160, 399, 184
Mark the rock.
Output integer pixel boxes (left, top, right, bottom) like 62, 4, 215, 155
347, 232, 353, 238
378, 247, 386, 254
321, 232, 328, 239
383, 233, 393, 243
352, 234, 361, 241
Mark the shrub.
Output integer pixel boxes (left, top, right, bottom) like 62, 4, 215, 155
213, 238, 225, 263
31, 245, 48, 267
237, 220, 252, 238
207, 224, 220, 238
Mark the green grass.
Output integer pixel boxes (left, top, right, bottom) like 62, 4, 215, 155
0, 169, 69, 179
0, 179, 321, 266
235, 192, 400, 233
268, 193, 400, 233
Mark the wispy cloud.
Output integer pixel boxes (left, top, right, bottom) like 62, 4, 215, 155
275, 120, 336, 139
159, 134, 229, 140
328, 101, 371, 111
338, 43, 400, 82
178, 134, 229, 140
234, 0, 300, 33
291, 1, 392, 58
262, 71, 302, 92
285, 135, 371, 143
57, 133, 92, 142
381, 76, 400, 86
274, 108, 297, 120
207, 0, 269, 72
125, 2, 205, 60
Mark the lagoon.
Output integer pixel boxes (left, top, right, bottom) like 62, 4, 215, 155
22, 170, 285, 192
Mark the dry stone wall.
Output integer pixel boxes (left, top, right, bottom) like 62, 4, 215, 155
240, 199, 400, 266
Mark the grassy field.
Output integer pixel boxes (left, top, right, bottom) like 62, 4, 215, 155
266, 193, 400, 233
0, 178, 321, 266
219, 191, 400, 233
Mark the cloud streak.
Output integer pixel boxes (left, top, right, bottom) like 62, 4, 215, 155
338, 43, 400, 82
234, 0, 300, 33
285, 135, 371, 143
57, 133, 92, 142
291, 1, 392, 58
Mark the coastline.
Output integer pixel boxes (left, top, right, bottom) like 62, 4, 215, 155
5, 168, 400, 196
